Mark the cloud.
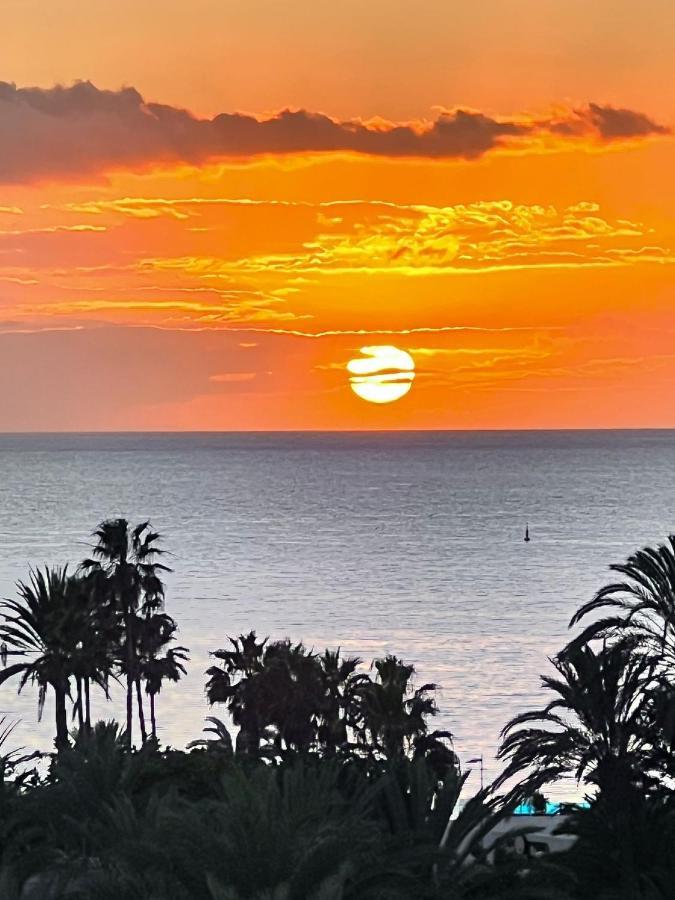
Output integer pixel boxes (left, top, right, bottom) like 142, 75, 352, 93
2, 294, 306, 328
209, 371, 257, 382
0, 224, 106, 236
572, 104, 669, 140
1, 196, 671, 336
136, 200, 671, 279
0, 81, 669, 183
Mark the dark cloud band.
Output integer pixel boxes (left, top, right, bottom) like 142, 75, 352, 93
0, 81, 668, 183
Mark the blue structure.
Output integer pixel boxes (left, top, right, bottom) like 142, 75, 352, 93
513, 801, 590, 815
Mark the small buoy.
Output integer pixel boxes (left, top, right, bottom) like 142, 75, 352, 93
524, 524, 531, 543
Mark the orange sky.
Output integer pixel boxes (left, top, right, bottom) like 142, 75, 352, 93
1, 1, 675, 429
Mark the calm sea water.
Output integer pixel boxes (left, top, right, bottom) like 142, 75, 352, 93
1, 430, 673, 796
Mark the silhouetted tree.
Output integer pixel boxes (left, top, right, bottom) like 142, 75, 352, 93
498, 640, 655, 807
0, 567, 79, 750
564, 538, 675, 783
355, 654, 454, 771
80, 519, 171, 746
206, 631, 268, 754
67, 574, 118, 734
138, 614, 188, 740
207, 636, 456, 771
570, 536, 675, 669
317, 648, 367, 756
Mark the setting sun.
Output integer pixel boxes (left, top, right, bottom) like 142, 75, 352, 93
346, 346, 416, 404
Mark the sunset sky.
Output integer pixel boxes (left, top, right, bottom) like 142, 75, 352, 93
2, 0, 675, 429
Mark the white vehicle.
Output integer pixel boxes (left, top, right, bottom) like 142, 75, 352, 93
487, 814, 577, 857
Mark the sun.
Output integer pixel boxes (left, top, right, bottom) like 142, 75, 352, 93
346, 346, 415, 404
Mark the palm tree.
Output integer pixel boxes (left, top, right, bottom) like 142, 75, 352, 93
170, 761, 376, 899
498, 640, 664, 898
206, 631, 268, 754
0, 567, 78, 750
139, 614, 188, 740
187, 717, 234, 755
80, 519, 171, 746
258, 639, 325, 754
498, 640, 655, 803
368, 758, 549, 898
207, 640, 455, 768
355, 655, 449, 765
558, 791, 675, 900
317, 648, 367, 756
66, 574, 118, 734
207, 633, 328, 756
569, 537, 675, 671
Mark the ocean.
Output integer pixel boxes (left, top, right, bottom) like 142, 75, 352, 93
1, 430, 673, 797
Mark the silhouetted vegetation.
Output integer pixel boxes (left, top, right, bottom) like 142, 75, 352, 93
499, 536, 675, 898
2, 521, 675, 897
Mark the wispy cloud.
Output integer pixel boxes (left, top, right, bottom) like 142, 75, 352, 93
209, 371, 257, 383
0, 224, 106, 236
137, 200, 672, 278
1, 195, 671, 336
0, 295, 308, 327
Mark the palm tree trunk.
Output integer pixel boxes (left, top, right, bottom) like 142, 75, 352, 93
125, 676, 134, 745
75, 676, 84, 731
236, 717, 261, 754
135, 677, 147, 743
53, 683, 69, 751
150, 691, 157, 739
125, 612, 134, 746
84, 677, 91, 730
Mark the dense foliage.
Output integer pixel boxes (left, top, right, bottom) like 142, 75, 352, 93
498, 536, 675, 898
2, 520, 675, 897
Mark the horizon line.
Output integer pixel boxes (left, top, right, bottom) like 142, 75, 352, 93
3, 426, 675, 436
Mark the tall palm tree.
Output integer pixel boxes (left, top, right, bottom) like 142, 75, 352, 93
0, 567, 78, 750
66, 574, 118, 734
498, 640, 655, 803
80, 519, 171, 746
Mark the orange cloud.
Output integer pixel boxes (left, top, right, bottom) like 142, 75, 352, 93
209, 371, 257, 383
134, 200, 672, 281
